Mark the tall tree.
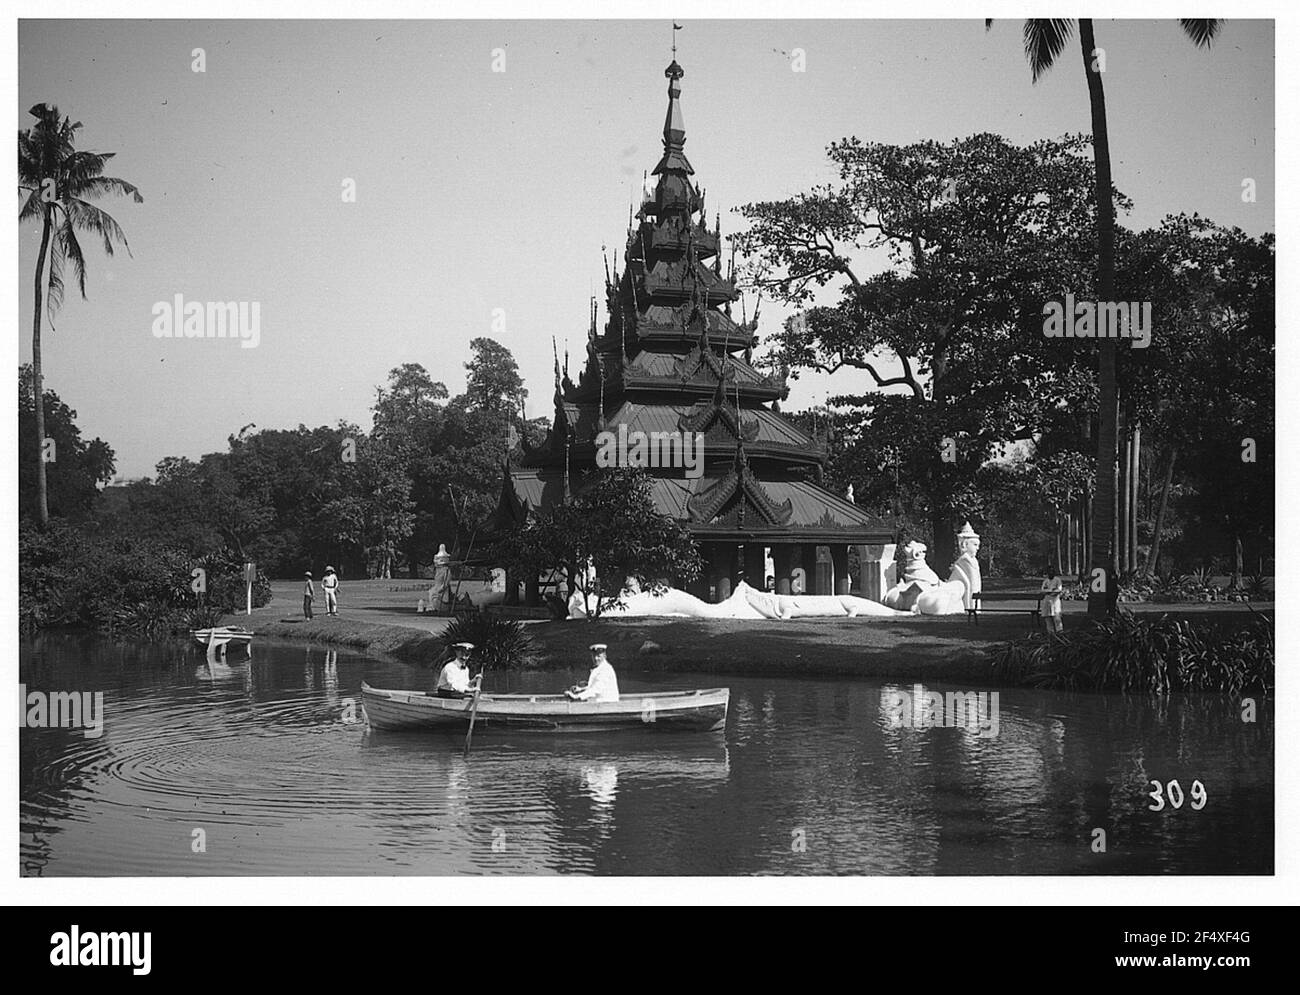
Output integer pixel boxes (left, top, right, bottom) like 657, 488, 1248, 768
18, 103, 142, 526
989, 18, 1222, 614
18, 365, 115, 520
463, 337, 527, 416
737, 133, 1100, 572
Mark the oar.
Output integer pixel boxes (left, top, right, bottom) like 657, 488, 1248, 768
463, 676, 484, 756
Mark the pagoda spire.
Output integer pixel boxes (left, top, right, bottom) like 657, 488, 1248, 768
654, 54, 692, 178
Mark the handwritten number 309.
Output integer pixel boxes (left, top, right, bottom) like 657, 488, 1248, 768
1147, 779, 1207, 811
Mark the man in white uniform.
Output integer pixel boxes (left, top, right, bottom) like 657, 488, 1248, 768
322, 566, 340, 616
436, 642, 481, 699
567, 644, 620, 702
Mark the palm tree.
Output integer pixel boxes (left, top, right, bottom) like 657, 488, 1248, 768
989, 19, 1221, 615
18, 103, 142, 526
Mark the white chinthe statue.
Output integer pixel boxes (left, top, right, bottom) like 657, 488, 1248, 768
882, 540, 966, 615
947, 522, 982, 611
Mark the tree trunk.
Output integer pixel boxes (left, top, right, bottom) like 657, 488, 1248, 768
1144, 445, 1177, 579
1118, 412, 1129, 576
930, 503, 956, 578
1083, 486, 1093, 583
1055, 509, 1064, 575
1128, 420, 1141, 572
1080, 19, 1121, 615
32, 207, 53, 526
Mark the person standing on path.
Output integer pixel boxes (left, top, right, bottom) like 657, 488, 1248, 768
322, 566, 340, 616
1039, 563, 1064, 634
303, 571, 315, 619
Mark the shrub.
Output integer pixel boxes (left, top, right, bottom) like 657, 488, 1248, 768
438, 614, 538, 672
18, 521, 267, 639
988, 611, 1273, 694
196, 550, 272, 612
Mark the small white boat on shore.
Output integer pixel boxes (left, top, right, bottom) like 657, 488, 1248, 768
191, 626, 255, 652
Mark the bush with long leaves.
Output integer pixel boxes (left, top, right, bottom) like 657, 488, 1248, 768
436, 614, 537, 672
988, 610, 1272, 694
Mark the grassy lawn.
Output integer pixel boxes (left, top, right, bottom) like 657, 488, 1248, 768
236, 577, 1271, 682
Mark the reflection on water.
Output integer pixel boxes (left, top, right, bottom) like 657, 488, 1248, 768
20, 633, 1272, 876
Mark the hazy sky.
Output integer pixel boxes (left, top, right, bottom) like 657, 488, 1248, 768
18, 18, 1274, 479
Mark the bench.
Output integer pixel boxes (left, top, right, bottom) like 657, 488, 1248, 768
966, 592, 1042, 628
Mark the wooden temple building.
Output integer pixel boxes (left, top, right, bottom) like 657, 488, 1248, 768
484, 56, 894, 606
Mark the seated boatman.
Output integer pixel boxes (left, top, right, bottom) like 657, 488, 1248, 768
435, 642, 482, 699
565, 643, 620, 702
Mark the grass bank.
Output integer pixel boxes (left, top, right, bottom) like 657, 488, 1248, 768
247, 602, 1273, 683
253, 616, 448, 665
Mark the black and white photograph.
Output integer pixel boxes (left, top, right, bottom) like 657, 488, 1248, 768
9, 4, 1288, 913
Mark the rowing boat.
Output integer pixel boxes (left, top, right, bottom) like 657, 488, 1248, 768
360, 683, 728, 734
191, 626, 255, 651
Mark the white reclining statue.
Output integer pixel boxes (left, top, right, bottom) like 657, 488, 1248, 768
568, 580, 908, 620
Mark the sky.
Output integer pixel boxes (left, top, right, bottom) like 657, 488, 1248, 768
17, 18, 1275, 479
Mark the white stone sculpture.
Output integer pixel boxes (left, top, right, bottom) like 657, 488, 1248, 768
428, 544, 453, 612
947, 522, 982, 611
882, 540, 966, 615
567, 581, 908, 620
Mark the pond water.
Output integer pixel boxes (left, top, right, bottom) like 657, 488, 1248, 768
20, 633, 1272, 875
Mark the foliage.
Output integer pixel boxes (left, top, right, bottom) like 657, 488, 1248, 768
19, 521, 192, 636
494, 468, 704, 618
196, 549, 273, 613
463, 337, 527, 416
988, 611, 1273, 694
438, 614, 537, 672
18, 366, 115, 521
737, 132, 1111, 571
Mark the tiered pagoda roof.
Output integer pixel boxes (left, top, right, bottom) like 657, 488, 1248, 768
487, 56, 892, 546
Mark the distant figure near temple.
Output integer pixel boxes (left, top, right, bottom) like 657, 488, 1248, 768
1040, 565, 1064, 634
947, 522, 982, 611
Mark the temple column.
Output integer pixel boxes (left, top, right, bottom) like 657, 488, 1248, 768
857, 543, 897, 603
743, 543, 766, 591
830, 544, 851, 595
800, 544, 819, 595
773, 545, 796, 595
709, 543, 736, 602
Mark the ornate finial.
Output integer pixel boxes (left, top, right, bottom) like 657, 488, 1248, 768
672, 21, 681, 59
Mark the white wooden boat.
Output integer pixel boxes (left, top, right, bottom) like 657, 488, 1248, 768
191, 626, 255, 652
361, 683, 728, 734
